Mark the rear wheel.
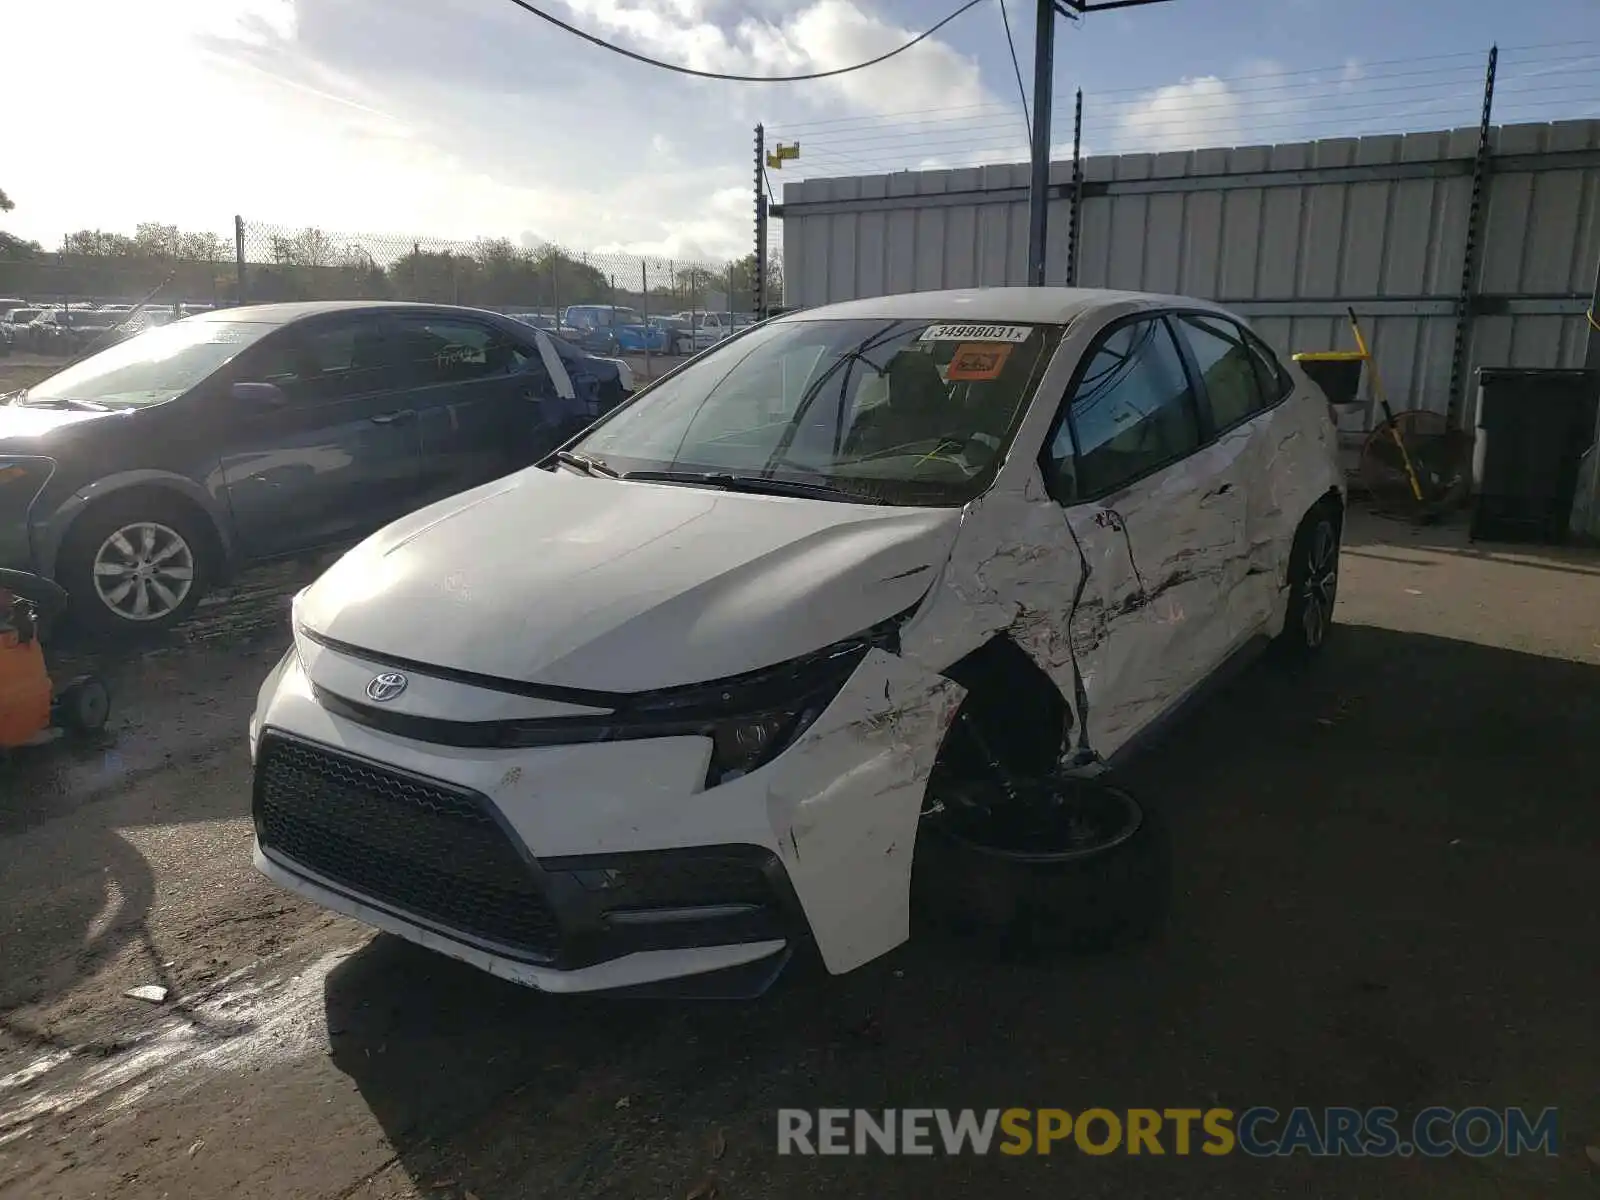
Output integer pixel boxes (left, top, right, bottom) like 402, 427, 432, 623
1275, 502, 1341, 660
58, 495, 213, 638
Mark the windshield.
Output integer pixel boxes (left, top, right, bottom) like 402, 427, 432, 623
21, 319, 274, 409
572, 317, 1062, 507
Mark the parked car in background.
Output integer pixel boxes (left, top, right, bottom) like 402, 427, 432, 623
36, 308, 132, 356
671, 310, 746, 350
0, 301, 634, 636
506, 311, 559, 332
615, 321, 671, 354
651, 316, 696, 355
561, 305, 649, 354
1, 308, 44, 356
246, 287, 1346, 997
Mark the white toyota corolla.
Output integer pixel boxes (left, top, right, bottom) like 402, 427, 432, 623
249, 288, 1344, 996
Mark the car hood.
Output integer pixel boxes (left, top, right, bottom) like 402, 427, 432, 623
0, 401, 118, 447
297, 468, 962, 693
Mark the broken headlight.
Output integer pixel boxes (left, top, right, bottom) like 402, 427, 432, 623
706, 706, 818, 786
304, 606, 920, 787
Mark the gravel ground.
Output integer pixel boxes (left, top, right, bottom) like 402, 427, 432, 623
1, 508, 1597, 1199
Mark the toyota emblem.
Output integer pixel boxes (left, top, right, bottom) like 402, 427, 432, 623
365, 672, 408, 703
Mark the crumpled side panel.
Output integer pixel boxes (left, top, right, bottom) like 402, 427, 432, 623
764, 649, 964, 974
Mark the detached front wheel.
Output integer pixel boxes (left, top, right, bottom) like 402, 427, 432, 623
912, 776, 1171, 956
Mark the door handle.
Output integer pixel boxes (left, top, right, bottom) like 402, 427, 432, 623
369, 410, 413, 425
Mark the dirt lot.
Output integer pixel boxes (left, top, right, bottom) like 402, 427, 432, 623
1, 509, 1598, 1199
0, 355, 59, 396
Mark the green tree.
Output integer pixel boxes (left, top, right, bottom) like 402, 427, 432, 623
0, 187, 39, 261
269, 227, 340, 269
63, 229, 137, 256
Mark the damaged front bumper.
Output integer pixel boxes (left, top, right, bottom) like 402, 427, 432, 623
249, 640, 963, 995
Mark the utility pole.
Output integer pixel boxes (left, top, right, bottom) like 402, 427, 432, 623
1027, 0, 1178, 285
1025, 0, 1056, 286
754, 123, 768, 319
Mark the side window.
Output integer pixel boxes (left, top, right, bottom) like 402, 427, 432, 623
1243, 328, 1294, 403
1066, 318, 1202, 499
392, 318, 527, 387
245, 317, 397, 405
1175, 314, 1267, 431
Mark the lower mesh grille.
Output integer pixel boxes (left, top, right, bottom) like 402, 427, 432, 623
254, 734, 560, 959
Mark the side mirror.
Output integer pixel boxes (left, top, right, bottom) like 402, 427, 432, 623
231, 381, 288, 406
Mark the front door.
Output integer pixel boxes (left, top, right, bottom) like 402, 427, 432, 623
1038, 314, 1244, 758
388, 314, 564, 506
219, 314, 422, 559
1168, 310, 1297, 645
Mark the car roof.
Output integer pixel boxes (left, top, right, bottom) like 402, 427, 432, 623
190, 300, 513, 326
773, 287, 1231, 325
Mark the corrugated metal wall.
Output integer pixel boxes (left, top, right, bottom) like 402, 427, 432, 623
778, 120, 1600, 428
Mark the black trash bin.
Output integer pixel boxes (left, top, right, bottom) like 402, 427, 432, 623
1470, 367, 1599, 544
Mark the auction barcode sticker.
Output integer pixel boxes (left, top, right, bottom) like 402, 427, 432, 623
919, 324, 1033, 343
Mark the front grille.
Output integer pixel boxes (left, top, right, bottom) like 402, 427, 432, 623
254, 735, 560, 960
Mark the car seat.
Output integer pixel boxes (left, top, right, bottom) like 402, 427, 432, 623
845, 351, 950, 456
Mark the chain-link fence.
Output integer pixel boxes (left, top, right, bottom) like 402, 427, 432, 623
0, 224, 239, 310
234, 220, 783, 324
0, 218, 786, 350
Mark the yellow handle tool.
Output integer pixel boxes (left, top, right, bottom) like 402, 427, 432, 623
1347, 307, 1424, 504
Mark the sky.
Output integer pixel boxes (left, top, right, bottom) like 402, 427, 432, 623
3, 0, 1597, 264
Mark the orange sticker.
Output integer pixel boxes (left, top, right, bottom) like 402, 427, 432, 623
946, 343, 1013, 381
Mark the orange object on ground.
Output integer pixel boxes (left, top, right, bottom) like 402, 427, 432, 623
0, 618, 53, 749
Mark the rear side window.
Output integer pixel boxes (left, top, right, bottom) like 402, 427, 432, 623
1063, 317, 1202, 500
392, 317, 528, 386
1243, 328, 1294, 402
1175, 314, 1266, 431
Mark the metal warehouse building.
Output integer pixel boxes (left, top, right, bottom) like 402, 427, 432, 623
774, 119, 1600, 441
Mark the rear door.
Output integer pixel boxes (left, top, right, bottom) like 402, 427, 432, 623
219, 313, 421, 558
1038, 314, 1246, 755
389, 313, 566, 503
1169, 311, 1292, 642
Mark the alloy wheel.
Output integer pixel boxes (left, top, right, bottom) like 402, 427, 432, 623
1300, 519, 1339, 648
92, 521, 196, 622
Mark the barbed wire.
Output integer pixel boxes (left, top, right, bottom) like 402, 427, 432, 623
767, 45, 1600, 183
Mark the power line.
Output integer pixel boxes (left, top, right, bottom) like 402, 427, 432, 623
1085, 50, 1490, 96
997, 0, 1032, 142
500, 0, 987, 82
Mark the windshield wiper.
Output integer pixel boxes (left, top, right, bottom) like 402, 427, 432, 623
553, 450, 620, 477
623, 470, 884, 504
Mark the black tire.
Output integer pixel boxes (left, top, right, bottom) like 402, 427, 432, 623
912, 778, 1171, 958
56, 676, 110, 733
1274, 501, 1342, 661
57, 494, 213, 639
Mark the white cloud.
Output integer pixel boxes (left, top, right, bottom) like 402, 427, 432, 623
1, 0, 995, 262
560, 0, 991, 117
1115, 76, 1248, 155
